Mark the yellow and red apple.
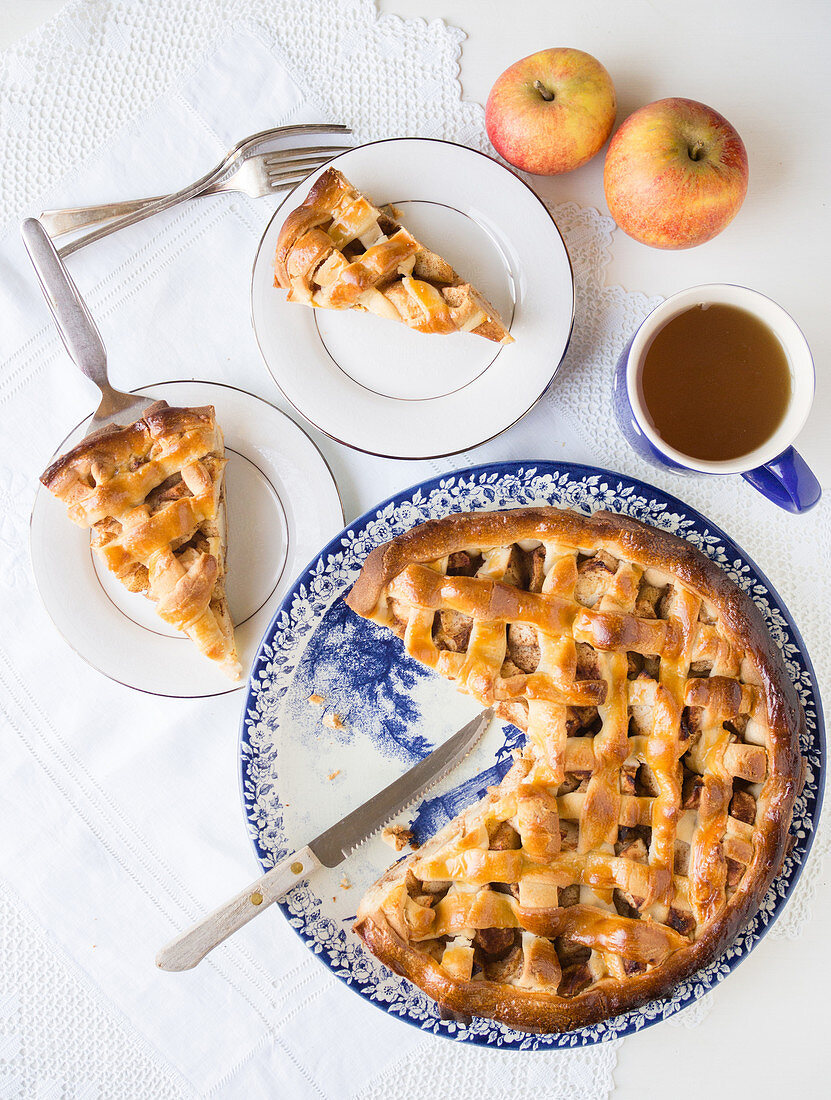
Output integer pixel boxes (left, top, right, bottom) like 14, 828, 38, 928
485, 48, 616, 175
603, 98, 749, 249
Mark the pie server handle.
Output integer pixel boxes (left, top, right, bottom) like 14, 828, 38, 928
20, 218, 110, 391
155, 845, 321, 972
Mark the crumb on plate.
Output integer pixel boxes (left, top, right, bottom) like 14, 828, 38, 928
307, 693, 325, 706
322, 711, 345, 731
327, 769, 341, 781
382, 824, 419, 852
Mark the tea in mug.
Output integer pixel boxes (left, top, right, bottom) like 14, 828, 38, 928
640, 303, 792, 461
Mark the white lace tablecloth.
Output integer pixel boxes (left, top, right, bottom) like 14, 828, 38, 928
0, 2, 827, 1097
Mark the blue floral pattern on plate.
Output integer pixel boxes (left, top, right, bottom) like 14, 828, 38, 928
239, 461, 824, 1049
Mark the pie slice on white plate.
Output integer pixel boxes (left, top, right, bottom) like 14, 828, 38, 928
41, 401, 242, 680
274, 167, 514, 344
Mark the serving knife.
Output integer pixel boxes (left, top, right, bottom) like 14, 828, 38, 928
156, 707, 493, 972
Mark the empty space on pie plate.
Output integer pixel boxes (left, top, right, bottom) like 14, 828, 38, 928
313, 200, 516, 401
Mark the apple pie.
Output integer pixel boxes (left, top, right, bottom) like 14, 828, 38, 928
346, 507, 804, 1032
41, 401, 242, 681
274, 168, 513, 343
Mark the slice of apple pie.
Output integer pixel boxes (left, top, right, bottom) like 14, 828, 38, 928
41, 401, 242, 680
274, 167, 513, 344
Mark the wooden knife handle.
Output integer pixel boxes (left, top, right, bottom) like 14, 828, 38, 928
155, 844, 321, 972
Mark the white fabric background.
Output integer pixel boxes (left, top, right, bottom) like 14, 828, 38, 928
0, 2, 827, 1097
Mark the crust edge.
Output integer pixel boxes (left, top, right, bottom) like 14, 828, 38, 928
40, 402, 218, 491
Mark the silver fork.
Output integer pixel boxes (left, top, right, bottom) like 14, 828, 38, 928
21, 218, 156, 435
46, 123, 352, 258
41, 147, 346, 239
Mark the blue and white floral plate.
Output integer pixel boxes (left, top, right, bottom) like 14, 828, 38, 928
240, 461, 824, 1049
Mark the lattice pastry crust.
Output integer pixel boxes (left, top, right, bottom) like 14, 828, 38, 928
346, 507, 804, 1032
41, 402, 242, 681
274, 168, 514, 343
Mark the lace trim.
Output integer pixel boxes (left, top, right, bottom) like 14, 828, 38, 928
354, 1036, 623, 1100
0, 878, 190, 1099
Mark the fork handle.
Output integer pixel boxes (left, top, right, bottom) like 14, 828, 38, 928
40, 197, 166, 237
54, 170, 225, 258
49, 123, 352, 256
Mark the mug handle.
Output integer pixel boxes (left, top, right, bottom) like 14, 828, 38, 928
741, 446, 822, 514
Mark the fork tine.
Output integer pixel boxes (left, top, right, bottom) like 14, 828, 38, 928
264, 156, 350, 180
264, 155, 353, 187
265, 161, 337, 182
261, 146, 353, 166
263, 171, 325, 193
241, 124, 351, 147
272, 124, 351, 135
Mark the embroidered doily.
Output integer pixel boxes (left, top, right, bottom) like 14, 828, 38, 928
0, 880, 188, 1099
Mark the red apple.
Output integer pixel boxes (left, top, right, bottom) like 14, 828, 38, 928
603, 98, 749, 249
485, 49, 616, 175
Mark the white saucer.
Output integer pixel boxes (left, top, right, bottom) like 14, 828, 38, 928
250, 138, 574, 459
31, 380, 343, 697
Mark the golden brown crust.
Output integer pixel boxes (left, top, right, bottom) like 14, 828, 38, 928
40, 402, 216, 493
355, 770, 797, 1031
274, 168, 513, 344
345, 506, 803, 775
41, 401, 242, 680
346, 506, 804, 1032
354, 877, 762, 1034
274, 169, 345, 289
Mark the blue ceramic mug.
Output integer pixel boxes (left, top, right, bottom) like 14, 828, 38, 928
612, 283, 821, 514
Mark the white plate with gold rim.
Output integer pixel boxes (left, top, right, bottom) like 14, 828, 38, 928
31, 380, 343, 698
250, 138, 574, 459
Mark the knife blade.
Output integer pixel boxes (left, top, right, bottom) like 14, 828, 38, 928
156, 707, 493, 971
310, 706, 493, 867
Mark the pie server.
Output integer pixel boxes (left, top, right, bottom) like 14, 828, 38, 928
156, 707, 494, 971
20, 218, 159, 436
